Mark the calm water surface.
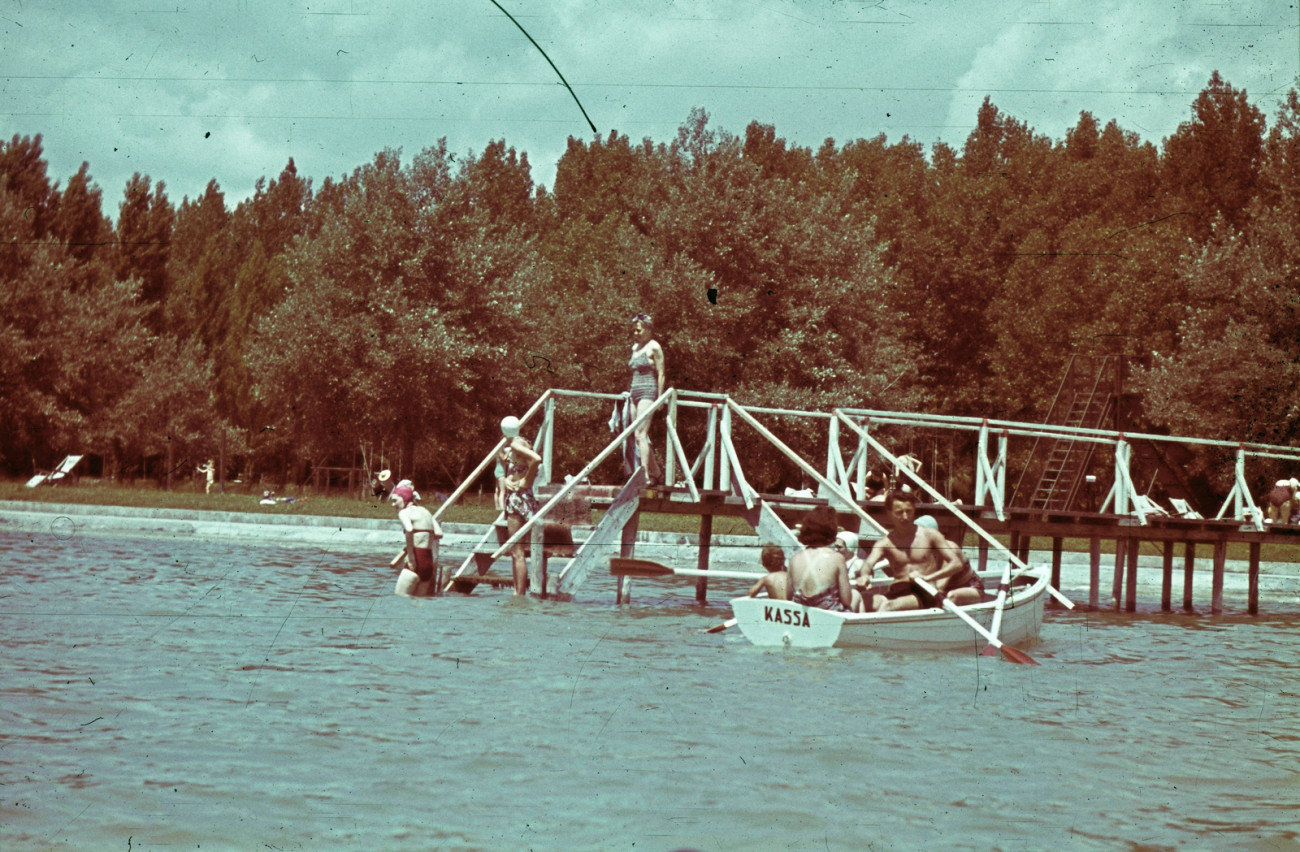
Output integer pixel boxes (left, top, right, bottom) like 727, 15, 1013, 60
2, 530, 1298, 851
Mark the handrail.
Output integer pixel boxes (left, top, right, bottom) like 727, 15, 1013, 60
834, 410, 1076, 608
489, 388, 675, 560
432, 389, 553, 523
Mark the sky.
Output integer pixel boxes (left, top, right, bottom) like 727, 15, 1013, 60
4, 0, 1298, 220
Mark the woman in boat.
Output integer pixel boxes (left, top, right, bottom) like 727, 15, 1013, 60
391, 484, 442, 596
495, 416, 542, 595
788, 505, 854, 611
627, 312, 665, 485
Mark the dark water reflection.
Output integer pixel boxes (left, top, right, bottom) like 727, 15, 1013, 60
2, 532, 1298, 850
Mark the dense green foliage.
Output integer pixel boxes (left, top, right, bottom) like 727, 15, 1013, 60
3, 73, 1297, 496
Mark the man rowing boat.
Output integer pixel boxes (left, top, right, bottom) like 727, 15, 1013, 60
862, 490, 983, 612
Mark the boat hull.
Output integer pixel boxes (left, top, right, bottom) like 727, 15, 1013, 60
729, 569, 1048, 650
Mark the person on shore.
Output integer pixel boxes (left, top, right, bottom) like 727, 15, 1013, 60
495, 416, 542, 595
862, 470, 889, 502
197, 459, 216, 495
391, 484, 442, 596
371, 469, 392, 500
863, 490, 982, 612
788, 505, 854, 611
747, 543, 791, 600
1265, 477, 1298, 525
628, 312, 665, 485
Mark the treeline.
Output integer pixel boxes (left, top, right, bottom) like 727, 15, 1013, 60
3, 72, 1298, 495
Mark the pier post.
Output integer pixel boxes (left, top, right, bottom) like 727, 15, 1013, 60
1050, 537, 1063, 603
1248, 540, 1260, 615
1125, 534, 1139, 612
695, 513, 713, 605
1183, 542, 1196, 611
1112, 537, 1126, 605
977, 537, 989, 573
1161, 540, 1173, 611
1211, 539, 1226, 614
1089, 536, 1101, 609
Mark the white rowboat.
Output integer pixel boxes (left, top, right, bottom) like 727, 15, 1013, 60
729, 568, 1050, 651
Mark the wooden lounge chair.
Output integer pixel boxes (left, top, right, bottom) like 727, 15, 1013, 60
1169, 497, 1204, 520
1131, 494, 1170, 519
26, 454, 84, 488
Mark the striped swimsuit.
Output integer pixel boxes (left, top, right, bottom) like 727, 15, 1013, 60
628, 344, 657, 404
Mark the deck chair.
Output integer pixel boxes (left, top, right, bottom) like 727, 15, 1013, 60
1131, 494, 1170, 518
26, 454, 84, 487
1168, 497, 1204, 520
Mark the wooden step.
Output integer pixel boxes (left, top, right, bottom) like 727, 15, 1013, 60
448, 574, 516, 594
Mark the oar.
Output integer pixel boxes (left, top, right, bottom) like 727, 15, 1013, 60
390, 548, 406, 568
980, 562, 1014, 657
909, 576, 1039, 665
705, 618, 737, 634
610, 557, 763, 582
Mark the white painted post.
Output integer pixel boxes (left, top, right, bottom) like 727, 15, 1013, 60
536, 396, 555, 487
702, 405, 718, 491
665, 391, 678, 487
1113, 438, 1131, 517
820, 415, 840, 499
719, 404, 733, 494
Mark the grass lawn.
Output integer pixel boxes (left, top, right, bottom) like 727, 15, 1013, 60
4, 480, 1297, 562
0, 480, 757, 536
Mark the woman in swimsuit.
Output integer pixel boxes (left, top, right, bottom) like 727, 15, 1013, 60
628, 312, 665, 485
495, 416, 542, 595
788, 505, 854, 612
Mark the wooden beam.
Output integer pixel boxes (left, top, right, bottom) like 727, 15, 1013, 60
1183, 542, 1196, 611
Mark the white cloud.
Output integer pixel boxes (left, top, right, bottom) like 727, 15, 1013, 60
4, 0, 1295, 217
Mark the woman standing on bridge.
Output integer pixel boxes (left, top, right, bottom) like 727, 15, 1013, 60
628, 312, 665, 485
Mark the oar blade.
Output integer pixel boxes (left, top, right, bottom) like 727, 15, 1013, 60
609, 557, 674, 578
992, 643, 1040, 665
705, 618, 737, 634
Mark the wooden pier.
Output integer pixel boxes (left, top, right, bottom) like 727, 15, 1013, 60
617, 488, 1299, 614
430, 388, 1299, 612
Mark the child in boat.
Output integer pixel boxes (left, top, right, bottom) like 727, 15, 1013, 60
747, 543, 791, 600
391, 484, 442, 596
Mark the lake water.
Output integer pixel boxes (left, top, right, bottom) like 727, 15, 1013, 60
2, 529, 1298, 851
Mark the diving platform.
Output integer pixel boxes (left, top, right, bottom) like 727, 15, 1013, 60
426, 388, 1300, 614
